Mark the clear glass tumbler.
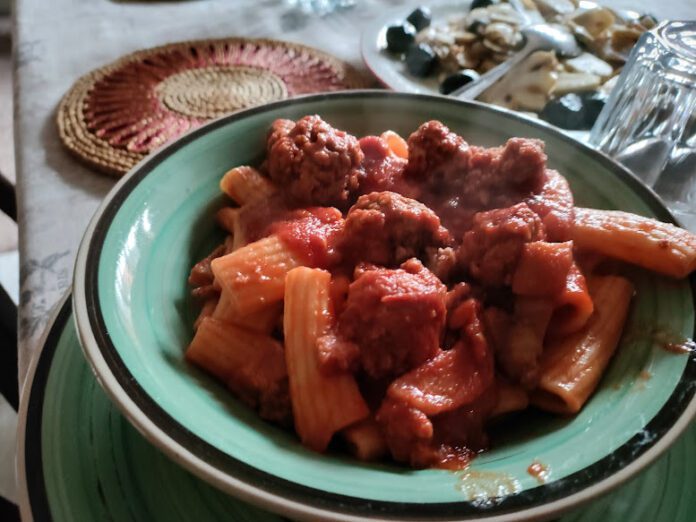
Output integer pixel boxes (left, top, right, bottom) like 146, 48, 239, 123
589, 21, 696, 230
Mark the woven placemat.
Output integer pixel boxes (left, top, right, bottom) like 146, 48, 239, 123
57, 38, 372, 176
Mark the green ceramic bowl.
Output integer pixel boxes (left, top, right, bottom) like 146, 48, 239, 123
72, 91, 696, 522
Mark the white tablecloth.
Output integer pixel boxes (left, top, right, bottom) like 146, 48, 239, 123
13, 0, 695, 383
7, 0, 696, 512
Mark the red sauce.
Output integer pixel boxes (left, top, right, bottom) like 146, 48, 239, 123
421, 192, 476, 241
456, 469, 522, 502
527, 461, 549, 483
627, 327, 696, 355
433, 445, 476, 470
269, 207, 344, 268
194, 118, 687, 472
358, 135, 415, 197
662, 338, 696, 354
237, 195, 288, 243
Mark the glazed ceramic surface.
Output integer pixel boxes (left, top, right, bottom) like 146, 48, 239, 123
72, 91, 696, 521
16, 297, 696, 521
360, 2, 467, 95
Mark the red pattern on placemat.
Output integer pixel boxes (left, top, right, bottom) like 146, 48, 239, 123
57, 38, 370, 175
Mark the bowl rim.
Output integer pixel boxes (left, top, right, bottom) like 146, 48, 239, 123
72, 89, 696, 522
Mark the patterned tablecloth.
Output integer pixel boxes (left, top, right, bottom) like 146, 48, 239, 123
13, 0, 695, 385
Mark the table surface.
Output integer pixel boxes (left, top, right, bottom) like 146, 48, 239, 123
12, 0, 696, 384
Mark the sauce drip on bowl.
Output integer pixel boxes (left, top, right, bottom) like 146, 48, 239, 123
527, 461, 550, 484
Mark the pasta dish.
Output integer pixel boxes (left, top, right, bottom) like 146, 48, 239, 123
186, 115, 696, 469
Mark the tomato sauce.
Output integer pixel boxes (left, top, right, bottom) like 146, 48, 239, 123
358, 135, 416, 197
527, 461, 550, 483
189, 117, 686, 472
269, 207, 344, 268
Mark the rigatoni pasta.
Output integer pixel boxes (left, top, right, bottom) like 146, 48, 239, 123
211, 234, 303, 315
212, 290, 281, 334
219, 166, 277, 205
573, 207, 696, 278
186, 116, 696, 470
531, 276, 634, 414
283, 267, 369, 451
342, 418, 388, 461
547, 263, 594, 337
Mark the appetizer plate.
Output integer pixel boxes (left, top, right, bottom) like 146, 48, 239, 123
361, 1, 467, 95
360, 0, 646, 139
72, 91, 696, 521
16, 295, 696, 521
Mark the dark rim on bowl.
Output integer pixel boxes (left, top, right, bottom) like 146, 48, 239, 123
77, 91, 696, 520
22, 298, 70, 522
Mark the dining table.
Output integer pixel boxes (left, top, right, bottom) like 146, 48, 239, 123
9, 0, 696, 518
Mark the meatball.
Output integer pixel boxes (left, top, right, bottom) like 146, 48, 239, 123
462, 138, 547, 209
459, 202, 546, 287
357, 135, 412, 195
425, 246, 458, 282
339, 259, 447, 379
498, 138, 547, 192
404, 121, 470, 185
341, 191, 450, 266
266, 118, 295, 152
266, 115, 363, 206
376, 398, 435, 467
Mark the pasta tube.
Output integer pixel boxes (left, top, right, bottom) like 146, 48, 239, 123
212, 290, 281, 334
532, 275, 634, 414
193, 298, 218, 331
491, 380, 529, 417
219, 166, 277, 205
547, 263, 594, 337
211, 234, 303, 315
342, 418, 388, 461
185, 317, 287, 396
573, 207, 696, 278
512, 241, 574, 296
499, 297, 555, 389
284, 267, 369, 452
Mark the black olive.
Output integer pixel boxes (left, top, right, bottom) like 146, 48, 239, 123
470, 0, 496, 10
405, 43, 438, 77
639, 14, 658, 29
539, 94, 586, 130
440, 69, 481, 95
406, 6, 432, 32
580, 91, 608, 128
385, 23, 417, 53
466, 20, 486, 35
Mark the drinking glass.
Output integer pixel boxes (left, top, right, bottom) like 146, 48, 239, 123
590, 21, 696, 230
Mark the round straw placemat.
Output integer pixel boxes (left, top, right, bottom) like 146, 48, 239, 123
57, 38, 371, 176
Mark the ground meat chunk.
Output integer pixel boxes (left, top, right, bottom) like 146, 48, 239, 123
461, 138, 547, 209
229, 376, 293, 427
188, 245, 225, 299
497, 137, 547, 193
266, 115, 363, 206
358, 135, 413, 195
341, 191, 451, 266
425, 246, 458, 282
339, 259, 447, 379
404, 121, 470, 186
459, 202, 546, 287
266, 118, 295, 152
376, 398, 435, 467
405, 123, 548, 239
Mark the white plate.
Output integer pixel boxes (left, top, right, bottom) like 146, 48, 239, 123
361, 1, 469, 95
